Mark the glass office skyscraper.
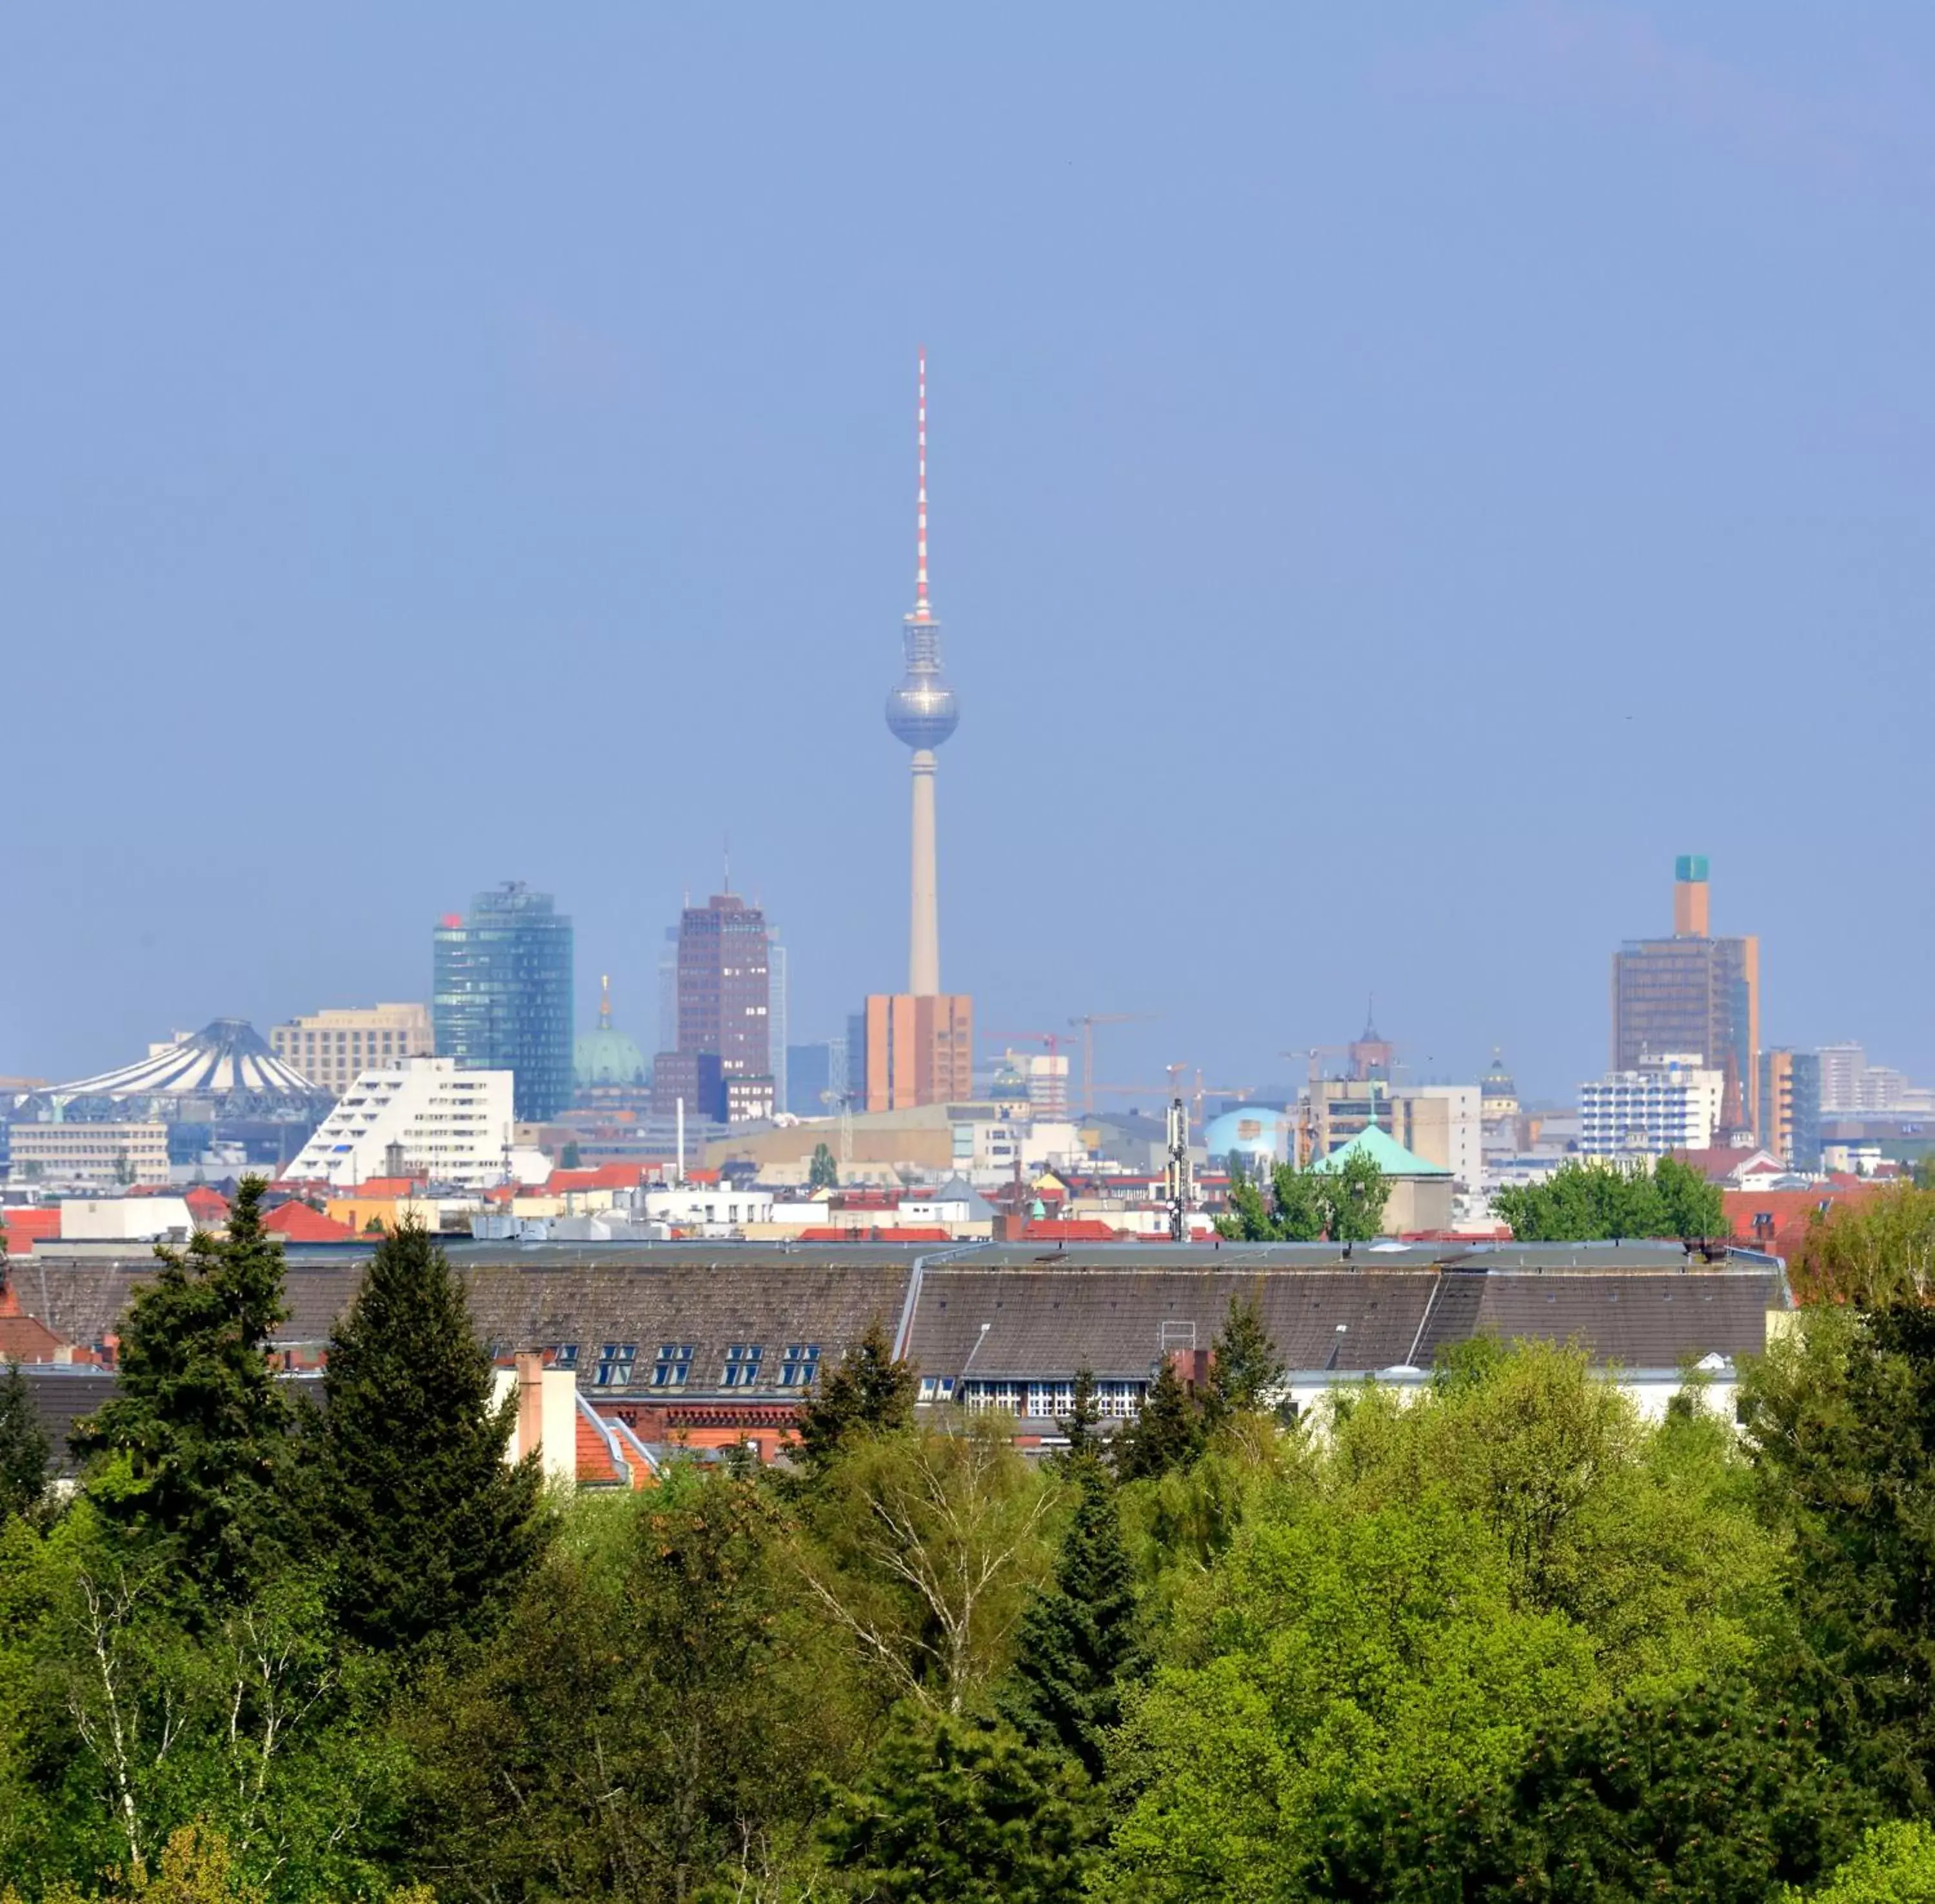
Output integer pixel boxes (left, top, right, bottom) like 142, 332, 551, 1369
433, 882, 575, 1122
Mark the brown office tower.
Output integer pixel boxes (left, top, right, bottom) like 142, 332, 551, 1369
648, 891, 772, 1122
1611, 855, 1761, 1140
862, 992, 973, 1113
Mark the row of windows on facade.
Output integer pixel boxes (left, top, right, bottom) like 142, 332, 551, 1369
555, 1342, 823, 1389
943, 1378, 1147, 1417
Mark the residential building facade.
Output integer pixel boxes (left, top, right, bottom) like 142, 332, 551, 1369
283, 1056, 513, 1187
8, 1122, 170, 1189
1760, 1048, 1822, 1171
272, 1003, 433, 1101
1578, 1054, 1724, 1158
862, 991, 973, 1113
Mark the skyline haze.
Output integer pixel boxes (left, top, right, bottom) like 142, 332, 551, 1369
3, 5, 1929, 1102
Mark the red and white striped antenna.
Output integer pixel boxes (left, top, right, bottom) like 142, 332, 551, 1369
913, 347, 931, 622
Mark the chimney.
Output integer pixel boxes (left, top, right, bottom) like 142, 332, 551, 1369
515, 1349, 544, 1463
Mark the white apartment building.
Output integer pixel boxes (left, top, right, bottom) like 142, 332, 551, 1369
1578, 1055, 1723, 1158
8, 1122, 170, 1189
642, 1185, 775, 1232
271, 1004, 434, 1100
283, 1057, 512, 1188
1413, 1085, 1484, 1193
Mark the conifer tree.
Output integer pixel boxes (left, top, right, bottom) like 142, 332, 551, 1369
795, 1318, 917, 1470
311, 1220, 547, 1652
75, 1175, 290, 1592
1000, 1454, 1145, 1778
0, 1358, 50, 1523
1058, 1367, 1101, 1458
823, 1707, 1093, 1904
1204, 1295, 1286, 1423
1113, 1358, 1202, 1482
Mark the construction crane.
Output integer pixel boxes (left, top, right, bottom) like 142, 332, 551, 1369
1067, 1012, 1153, 1116
1091, 1071, 1254, 1124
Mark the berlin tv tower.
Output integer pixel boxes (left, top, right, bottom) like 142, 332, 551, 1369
883, 350, 958, 997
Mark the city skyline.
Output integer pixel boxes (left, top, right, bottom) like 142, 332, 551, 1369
3, 9, 1931, 1098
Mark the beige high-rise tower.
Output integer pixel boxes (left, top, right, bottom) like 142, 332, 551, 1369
869, 351, 972, 1112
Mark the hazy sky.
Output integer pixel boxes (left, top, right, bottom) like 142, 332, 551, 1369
4, 3, 1930, 1104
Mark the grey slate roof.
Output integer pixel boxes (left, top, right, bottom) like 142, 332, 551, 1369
9, 1240, 1781, 1403
906, 1269, 1440, 1378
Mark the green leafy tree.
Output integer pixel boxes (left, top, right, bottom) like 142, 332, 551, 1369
822, 1707, 1094, 1904
1205, 1296, 1285, 1422
1269, 1160, 1331, 1241
1655, 1151, 1727, 1240
1213, 1159, 1328, 1242
809, 1142, 840, 1191
793, 1318, 917, 1471
1321, 1147, 1392, 1242
307, 1220, 548, 1652
999, 1454, 1145, 1779
1794, 1820, 1935, 1903
1215, 1158, 1273, 1241
797, 1420, 1058, 1714
73, 1177, 290, 1597
0, 1362, 50, 1524
410, 1467, 855, 1904
1494, 1156, 1722, 1243
1788, 1182, 1935, 1305
1742, 1302, 1935, 1807
1102, 1340, 1787, 1903
1114, 1359, 1202, 1483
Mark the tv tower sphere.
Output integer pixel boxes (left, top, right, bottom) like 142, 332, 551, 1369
884, 651, 958, 749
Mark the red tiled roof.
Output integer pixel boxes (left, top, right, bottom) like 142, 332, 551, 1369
1722, 1184, 1885, 1261
794, 1224, 954, 1243
2, 1209, 61, 1253
184, 1187, 232, 1223
346, 1177, 422, 1198
0, 1315, 69, 1362
575, 1409, 622, 1485
263, 1202, 359, 1242
545, 1164, 646, 1193
1021, 1218, 1125, 1242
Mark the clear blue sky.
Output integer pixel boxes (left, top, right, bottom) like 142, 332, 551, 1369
4, 3, 1929, 1103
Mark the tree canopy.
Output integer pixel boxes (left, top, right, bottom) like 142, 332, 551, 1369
1492, 1154, 1726, 1242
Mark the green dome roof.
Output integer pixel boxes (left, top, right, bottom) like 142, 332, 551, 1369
1310, 1124, 1449, 1178
576, 1027, 647, 1087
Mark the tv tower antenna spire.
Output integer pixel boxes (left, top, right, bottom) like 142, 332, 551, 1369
913, 346, 930, 620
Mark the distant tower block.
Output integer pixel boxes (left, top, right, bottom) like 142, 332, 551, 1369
883, 349, 959, 997
1673, 853, 1711, 937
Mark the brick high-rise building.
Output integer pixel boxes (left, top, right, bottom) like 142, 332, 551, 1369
1611, 856, 1760, 1140
650, 892, 771, 1122
861, 991, 973, 1113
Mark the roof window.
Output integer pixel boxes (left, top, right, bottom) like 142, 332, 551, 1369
651, 1344, 695, 1389
778, 1344, 821, 1388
